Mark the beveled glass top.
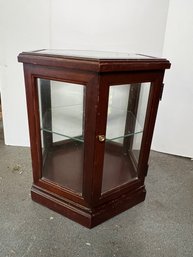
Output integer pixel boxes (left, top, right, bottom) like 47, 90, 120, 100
32, 49, 155, 60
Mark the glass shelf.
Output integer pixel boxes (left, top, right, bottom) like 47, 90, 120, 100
41, 104, 84, 143
106, 110, 143, 141
106, 131, 142, 142
41, 128, 84, 143
40, 127, 143, 143
41, 106, 143, 143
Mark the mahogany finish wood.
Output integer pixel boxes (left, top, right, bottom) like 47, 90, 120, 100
18, 50, 170, 228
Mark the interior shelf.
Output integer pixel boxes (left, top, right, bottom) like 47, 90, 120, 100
41, 128, 84, 143
41, 108, 143, 143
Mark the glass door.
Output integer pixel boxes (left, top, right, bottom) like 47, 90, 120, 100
37, 79, 85, 195
102, 83, 150, 193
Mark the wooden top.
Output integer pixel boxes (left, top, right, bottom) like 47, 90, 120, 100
18, 49, 171, 72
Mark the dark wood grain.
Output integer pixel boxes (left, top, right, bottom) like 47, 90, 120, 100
18, 50, 170, 228
18, 51, 171, 72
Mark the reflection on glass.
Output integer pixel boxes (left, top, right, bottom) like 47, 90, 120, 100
102, 83, 150, 193
37, 49, 152, 60
38, 79, 85, 194
130, 84, 150, 162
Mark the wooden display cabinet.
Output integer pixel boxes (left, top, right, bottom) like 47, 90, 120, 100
18, 50, 170, 228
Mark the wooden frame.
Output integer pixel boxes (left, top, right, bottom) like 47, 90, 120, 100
18, 50, 170, 228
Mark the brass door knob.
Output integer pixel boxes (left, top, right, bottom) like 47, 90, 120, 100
98, 135, 105, 142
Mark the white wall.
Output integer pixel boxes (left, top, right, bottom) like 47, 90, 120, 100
0, 0, 170, 147
0, 0, 50, 146
50, 0, 169, 55
152, 0, 193, 158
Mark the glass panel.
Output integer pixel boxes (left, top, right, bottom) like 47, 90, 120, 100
131, 84, 150, 162
102, 83, 150, 193
38, 79, 85, 195
34, 49, 153, 60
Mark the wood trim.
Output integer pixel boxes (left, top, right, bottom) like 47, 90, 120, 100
137, 72, 165, 178
82, 74, 100, 206
18, 52, 171, 73
23, 66, 42, 182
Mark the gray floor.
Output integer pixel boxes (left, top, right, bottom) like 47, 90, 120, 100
0, 121, 193, 257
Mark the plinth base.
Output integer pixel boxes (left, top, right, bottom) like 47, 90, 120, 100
31, 184, 146, 228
